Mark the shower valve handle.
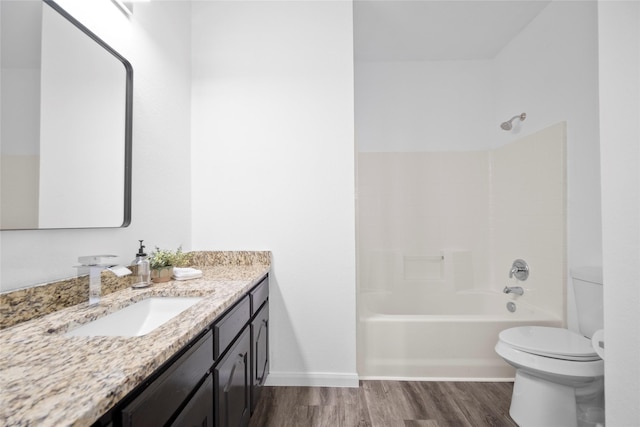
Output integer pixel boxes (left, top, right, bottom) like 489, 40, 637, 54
508, 259, 529, 281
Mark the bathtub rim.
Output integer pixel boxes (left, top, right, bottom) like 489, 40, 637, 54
359, 289, 562, 323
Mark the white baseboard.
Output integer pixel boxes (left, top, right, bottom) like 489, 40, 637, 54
358, 375, 515, 382
264, 371, 359, 388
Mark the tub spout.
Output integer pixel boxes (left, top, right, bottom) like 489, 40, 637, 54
503, 286, 524, 296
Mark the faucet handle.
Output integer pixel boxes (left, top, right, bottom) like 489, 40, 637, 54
107, 265, 133, 277
509, 259, 529, 281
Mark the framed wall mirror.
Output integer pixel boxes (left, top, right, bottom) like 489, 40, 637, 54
0, 0, 132, 230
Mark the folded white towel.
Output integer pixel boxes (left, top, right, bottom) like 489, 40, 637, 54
172, 267, 203, 280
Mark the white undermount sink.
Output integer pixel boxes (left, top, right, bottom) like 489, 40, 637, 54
65, 297, 203, 337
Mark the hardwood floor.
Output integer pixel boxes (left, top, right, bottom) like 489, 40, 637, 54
250, 381, 518, 427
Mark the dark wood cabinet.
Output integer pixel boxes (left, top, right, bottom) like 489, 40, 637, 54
214, 328, 251, 427
249, 275, 269, 414
171, 375, 214, 427
213, 296, 250, 359
102, 274, 268, 427
249, 278, 268, 314
121, 331, 213, 427
250, 301, 268, 413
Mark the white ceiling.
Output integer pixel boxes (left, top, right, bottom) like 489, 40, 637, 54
354, 0, 552, 61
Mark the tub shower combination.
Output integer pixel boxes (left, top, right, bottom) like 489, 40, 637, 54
358, 256, 561, 380
356, 122, 567, 380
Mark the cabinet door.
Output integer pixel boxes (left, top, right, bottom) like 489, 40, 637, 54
121, 331, 213, 427
171, 374, 214, 427
251, 301, 269, 413
214, 327, 250, 427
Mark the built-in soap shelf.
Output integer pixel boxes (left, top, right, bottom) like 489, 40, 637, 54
402, 250, 474, 292
403, 254, 444, 281
360, 249, 474, 292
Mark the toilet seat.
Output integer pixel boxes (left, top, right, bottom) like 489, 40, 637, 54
496, 326, 604, 379
495, 341, 604, 379
499, 326, 600, 361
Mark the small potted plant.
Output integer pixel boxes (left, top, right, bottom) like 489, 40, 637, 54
148, 246, 186, 283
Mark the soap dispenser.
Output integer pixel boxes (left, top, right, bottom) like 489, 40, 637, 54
132, 240, 151, 288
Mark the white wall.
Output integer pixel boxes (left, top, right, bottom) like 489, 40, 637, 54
493, 1, 601, 328
190, 1, 357, 386
356, 60, 495, 152
598, 1, 640, 425
0, 0, 192, 291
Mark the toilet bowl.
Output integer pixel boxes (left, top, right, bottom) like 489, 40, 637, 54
496, 267, 605, 427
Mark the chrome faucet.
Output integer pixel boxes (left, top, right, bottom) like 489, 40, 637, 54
76, 256, 131, 305
87, 265, 132, 305
503, 286, 524, 296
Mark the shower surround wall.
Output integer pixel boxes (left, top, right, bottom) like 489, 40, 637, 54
358, 150, 492, 293
358, 123, 565, 305
491, 123, 566, 317
357, 123, 566, 379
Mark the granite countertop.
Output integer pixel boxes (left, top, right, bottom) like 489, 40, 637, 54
0, 264, 270, 427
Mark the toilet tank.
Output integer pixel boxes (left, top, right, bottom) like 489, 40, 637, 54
571, 267, 604, 338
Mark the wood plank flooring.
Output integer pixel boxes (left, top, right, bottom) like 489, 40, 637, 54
249, 381, 518, 427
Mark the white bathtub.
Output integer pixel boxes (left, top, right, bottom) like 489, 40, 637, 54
358, 291, 562, 380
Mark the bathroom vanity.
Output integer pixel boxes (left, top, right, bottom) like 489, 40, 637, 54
109, 275, 269, 427
0, 258, 270, 427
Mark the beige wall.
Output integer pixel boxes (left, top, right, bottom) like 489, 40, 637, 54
491, 122, 566, 318
358, 151, 491, 293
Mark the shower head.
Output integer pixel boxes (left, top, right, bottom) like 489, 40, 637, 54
500, 112, 527, 131
500, 121, 514, 131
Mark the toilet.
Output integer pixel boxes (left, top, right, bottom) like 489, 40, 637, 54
495, 267, 605, 427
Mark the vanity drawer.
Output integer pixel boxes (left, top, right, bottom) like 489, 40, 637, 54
250, 276, 269, 315
213, 296, 250, 359
121, 331, 213, 427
